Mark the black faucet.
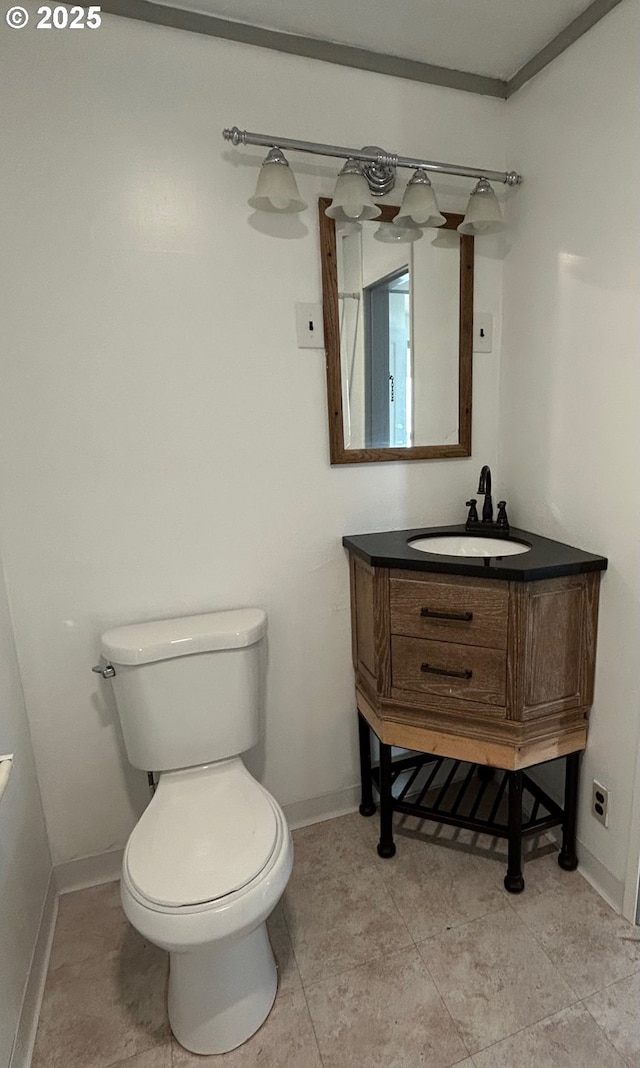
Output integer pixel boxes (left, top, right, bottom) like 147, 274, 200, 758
465, 466, 510, 533
478, 465, 493, 523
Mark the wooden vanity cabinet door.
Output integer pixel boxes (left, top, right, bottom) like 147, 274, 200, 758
506, 572, 601, 721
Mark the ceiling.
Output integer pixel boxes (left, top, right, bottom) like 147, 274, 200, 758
103, 0, 626, 96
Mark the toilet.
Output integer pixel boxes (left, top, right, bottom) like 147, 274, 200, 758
98, 608, 293, 1056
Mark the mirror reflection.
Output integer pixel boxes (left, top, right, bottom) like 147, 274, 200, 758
320, 200, 473, 464
361, 264, 411, 449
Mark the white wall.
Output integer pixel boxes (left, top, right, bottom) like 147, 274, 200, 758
0, 559, 51, 1067
501, 0, 640, 909
0, 16, 505, 865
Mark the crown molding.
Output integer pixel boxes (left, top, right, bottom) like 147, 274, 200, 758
98, 0, 507, 97
99, 0, 628, 99
506, 0, 627, 96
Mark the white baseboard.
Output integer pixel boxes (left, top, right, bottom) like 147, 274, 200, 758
48, 810, 629, 920
9, 850, 124, 1068
49, 790, 364, 893
280, 758, 470, 832
9, 873, 58, 1068
282, 785, 360, 830
577, 838, 625, 914
546, 827, 625, 914
55, 848, 124, 895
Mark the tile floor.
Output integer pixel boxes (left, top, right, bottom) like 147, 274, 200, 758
33, 810, 640, 1067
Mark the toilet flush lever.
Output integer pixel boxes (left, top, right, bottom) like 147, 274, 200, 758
92, 662, 116, 679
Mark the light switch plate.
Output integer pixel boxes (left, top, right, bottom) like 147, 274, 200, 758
474, 312, 494, 352
295, 303, 325, 349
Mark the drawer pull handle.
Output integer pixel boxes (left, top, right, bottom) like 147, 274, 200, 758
420, 607, 473, 622
421, 662, 473, 680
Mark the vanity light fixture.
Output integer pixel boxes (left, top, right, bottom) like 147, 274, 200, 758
324, 159, 381, 221
394, 169, 445, 228
223, 126, 522, 231
247, 147, 307, 213
458, 178, 504, 235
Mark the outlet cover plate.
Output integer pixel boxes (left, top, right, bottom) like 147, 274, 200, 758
592, 779, 609, 827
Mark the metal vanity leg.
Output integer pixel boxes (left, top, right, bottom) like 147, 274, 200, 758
558, 751, 580, 871
376, 742, 396, 859
357, 712, 377, 817
504, 770, 525, 893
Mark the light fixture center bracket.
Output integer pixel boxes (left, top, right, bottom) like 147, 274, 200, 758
361, 146, 397, 196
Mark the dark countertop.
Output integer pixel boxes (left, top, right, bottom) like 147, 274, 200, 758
343, 525, 608, 582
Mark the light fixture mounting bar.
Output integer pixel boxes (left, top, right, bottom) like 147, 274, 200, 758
223, 126, 522, 186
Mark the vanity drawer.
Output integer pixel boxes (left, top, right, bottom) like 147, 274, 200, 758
389, 575, 508, 649
391, 635, 507, 707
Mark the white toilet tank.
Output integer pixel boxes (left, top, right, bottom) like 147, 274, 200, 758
100, 609, 267, 772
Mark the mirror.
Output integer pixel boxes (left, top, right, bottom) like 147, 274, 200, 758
319, 198, 473, 464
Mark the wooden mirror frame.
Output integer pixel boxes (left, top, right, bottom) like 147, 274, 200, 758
319, 197, 474, 464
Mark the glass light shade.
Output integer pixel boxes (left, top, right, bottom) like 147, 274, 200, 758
374, 221, 422, 244
457, 179, 504, 235
248, 149, 307, 213
325, 162, 381, 221
394, 169, 445, 228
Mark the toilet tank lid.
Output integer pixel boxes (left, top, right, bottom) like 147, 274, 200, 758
101, 608, 267, 665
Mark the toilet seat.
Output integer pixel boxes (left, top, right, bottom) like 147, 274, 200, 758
124, 759, 278, 909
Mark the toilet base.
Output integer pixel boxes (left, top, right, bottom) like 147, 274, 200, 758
168, 922, 277, 1055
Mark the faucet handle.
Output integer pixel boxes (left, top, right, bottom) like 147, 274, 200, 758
496, 501, 509, 529
465, 498, 479, 524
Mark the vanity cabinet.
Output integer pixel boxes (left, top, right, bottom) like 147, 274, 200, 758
343, 525, 607, 891
351, 563, 601, 767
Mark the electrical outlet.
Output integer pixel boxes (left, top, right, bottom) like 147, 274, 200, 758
592, 780, 609, 826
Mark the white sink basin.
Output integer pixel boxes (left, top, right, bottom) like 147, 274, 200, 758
408, 534, 531, 558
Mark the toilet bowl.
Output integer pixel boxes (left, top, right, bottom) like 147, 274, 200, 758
120, 760, 293, 1054
98, 608, 293, 1055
